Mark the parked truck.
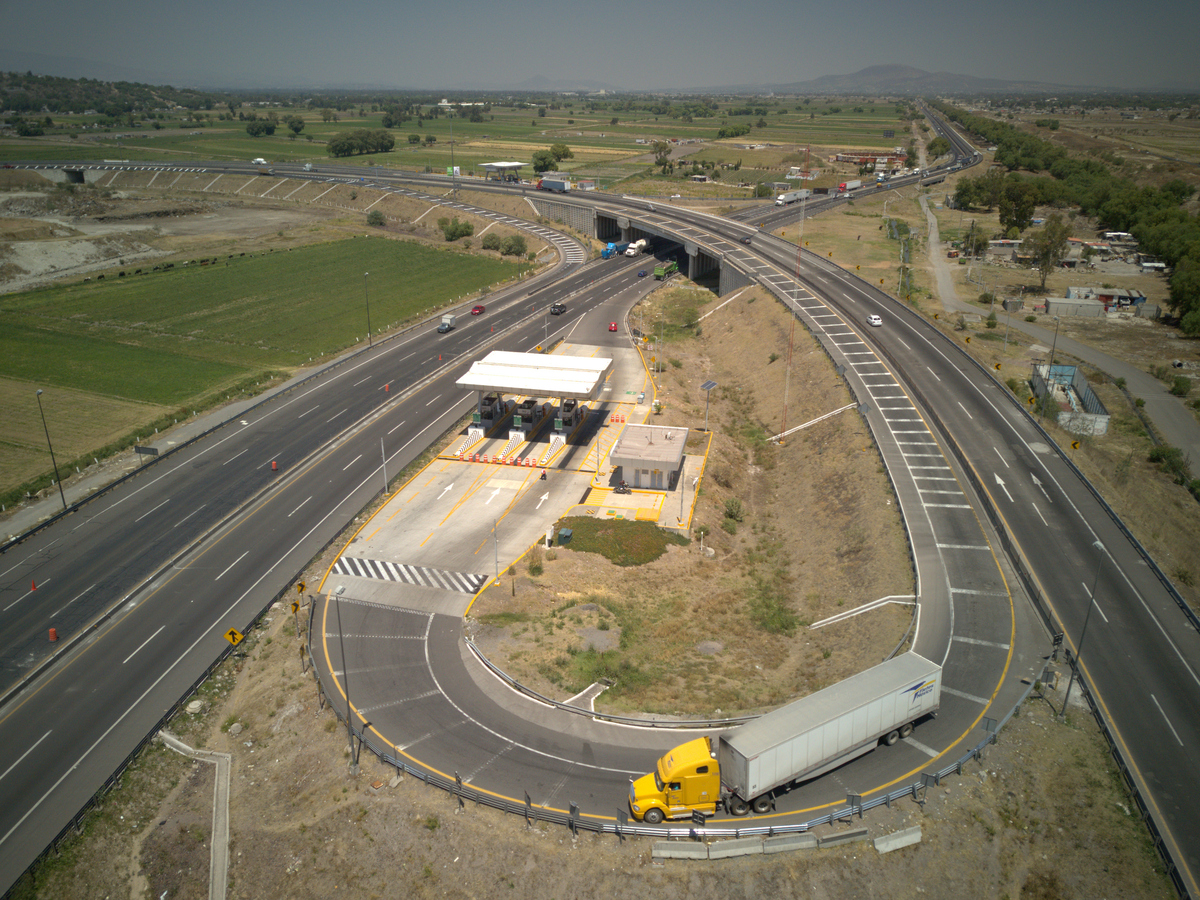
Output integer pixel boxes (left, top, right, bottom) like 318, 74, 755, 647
837, 179, 862, 195
653, 261, 678, 279
537, 178, 571, 193
625, 239, 648, 257
774, 189, 810, 206
437, 314, 456, 334
628, 653, 941, 823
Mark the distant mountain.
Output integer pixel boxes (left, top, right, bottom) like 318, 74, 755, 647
705, 65, 1099, 96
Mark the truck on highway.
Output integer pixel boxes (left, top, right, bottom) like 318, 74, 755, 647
653, 261, 678, 279
257, 166, 275, 175
252, 158, 268, 165
837, 179, 862, 195
625, 239, 648, 257
774, 189, 810, 206
537, 178, 571, 193
602, 241, 631, 259
628, 653, 941, 823
437, 314, 456, 334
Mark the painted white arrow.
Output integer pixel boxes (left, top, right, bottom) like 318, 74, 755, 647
994, 473, 1013, 503
1031, 474, 1051, 502
438, 483, 454, 499
485, 487, 501, 505
536, 492, 549, 509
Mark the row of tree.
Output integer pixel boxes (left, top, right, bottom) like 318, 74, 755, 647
327, 129, 395, 157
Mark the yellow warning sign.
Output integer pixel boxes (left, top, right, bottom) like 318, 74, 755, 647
225, 628, 244, 646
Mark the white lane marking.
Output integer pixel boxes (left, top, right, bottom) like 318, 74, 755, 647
4, 578, 49, 612
123, 625, 165, 665
1082, 583, 1109, 624
222, 448, 249, 466
343, 454, 362, 471
942, 685, 989, 705
173, 505, 207, 529
994, 447, 1009, 469
926, 367, 941, 381
134, 498, 170, 524
298, 405, 319, 418
387, 419, 407, 435
215, 551, 248, 581
1150, 695, 1184, 746
0, 731, 51, 785
957, 401, 973, 420
53, 583, 96, 616
288, 496, 311, 518
1031, 503, 1049, 527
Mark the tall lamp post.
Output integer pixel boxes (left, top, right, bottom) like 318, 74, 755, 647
1060, 540, 1106, 718
1049, 315, 1061, 368
363, 272, 372, 347
36, 389, 67, 510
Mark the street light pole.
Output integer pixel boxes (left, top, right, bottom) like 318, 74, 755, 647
363, 272, 372, 347
1061, 540, 1106, 718
35, 389, 67, 510
1049, 315, 1061, 369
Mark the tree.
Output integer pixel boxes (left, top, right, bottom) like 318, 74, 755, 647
651, 141, 670, 166
531, 149, 555, 173
501, 234, 527, 257
610, 117, 619, 125
549, 142, 573, 161
1025, 212, 1071, 291
408, 133, 421, 144
481, 233, 502, 252
437, 216, 474, 241
928, 136, 951, 157
285, 115, 304, 135
424, 134, 436, 145
367, 210, 385, 226
998, 181, 1038, 233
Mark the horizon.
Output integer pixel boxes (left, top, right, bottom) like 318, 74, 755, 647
2, 0, 1198, 94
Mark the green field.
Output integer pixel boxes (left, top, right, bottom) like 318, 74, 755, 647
1, 238, 526, 404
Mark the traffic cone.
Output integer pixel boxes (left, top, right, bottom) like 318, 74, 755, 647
31, 580, 36, 591
49, 628, 57, 642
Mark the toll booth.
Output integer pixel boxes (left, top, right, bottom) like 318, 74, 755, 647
475, 392, 506, 425
556, 398, 581, 431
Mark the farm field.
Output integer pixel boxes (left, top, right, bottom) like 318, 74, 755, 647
0, 229, 527, 504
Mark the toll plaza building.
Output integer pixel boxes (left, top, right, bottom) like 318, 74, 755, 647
609, 423, 688, 490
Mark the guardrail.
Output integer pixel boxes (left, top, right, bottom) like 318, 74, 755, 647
311, 627, 1053, 843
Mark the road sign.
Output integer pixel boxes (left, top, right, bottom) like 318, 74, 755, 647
995, 363, 1002, 371
225, 628, 244, 646
296, 582, 305, 594
1071, 440, 1080, 450
291, 600, 300, 613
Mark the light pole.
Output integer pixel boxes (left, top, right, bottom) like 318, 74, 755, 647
333, 585, 355, 766
35, 389, 67, 510
363, 272, 372, 347
701, 380, 717, 432
1061, 540, 1105, 718
1049, 315, 1061, 369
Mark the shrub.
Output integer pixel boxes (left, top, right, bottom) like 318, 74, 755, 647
724, 498, 744, 522
366, 209, 385, 227
1170, 376, 1192, 397
1025, 315, 1037, 322
986, 311, 998, 329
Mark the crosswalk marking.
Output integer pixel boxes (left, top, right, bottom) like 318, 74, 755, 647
332, 556, 488, 594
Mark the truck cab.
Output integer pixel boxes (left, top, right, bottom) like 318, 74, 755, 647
629, 737, 720, 823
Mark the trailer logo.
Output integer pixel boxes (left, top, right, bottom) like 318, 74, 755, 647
904, 679, 937, 704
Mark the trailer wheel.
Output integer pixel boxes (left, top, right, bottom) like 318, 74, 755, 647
728, 797, 751, 816
899, 722, 914, 739
884, 729, 900, 746
751, 795, 773, 815
643, 807, 664, 825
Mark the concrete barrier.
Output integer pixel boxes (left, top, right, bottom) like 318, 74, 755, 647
817, 827, 869, 849
874, 825, 922, 854
708, 837, 762, 859
763, 832, 818, 854
652, 841, 708, 860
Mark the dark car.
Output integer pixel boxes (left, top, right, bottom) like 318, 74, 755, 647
471, 304, 485, 315
550, 303, 566, 315
740, 237, 752, 245
637, 270, 648, 277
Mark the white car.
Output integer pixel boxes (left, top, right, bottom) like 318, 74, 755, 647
867, 315, 882, 327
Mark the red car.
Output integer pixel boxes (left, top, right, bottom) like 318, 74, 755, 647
608, 322, 618, 332
471, 305, 485, 315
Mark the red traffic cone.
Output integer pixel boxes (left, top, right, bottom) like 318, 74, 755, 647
49, 627, 58, 642
31, 580, 36, 591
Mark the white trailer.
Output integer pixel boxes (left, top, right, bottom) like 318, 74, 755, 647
719, 653, 941, 809
774, 189, 810, 206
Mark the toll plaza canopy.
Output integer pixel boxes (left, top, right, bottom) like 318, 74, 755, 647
480, 162, 526, 179
456, 351, 612, 400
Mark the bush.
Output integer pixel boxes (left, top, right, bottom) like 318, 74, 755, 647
724, 498, 744, 522
366, 209, 385, 227
986, 311, 998, 329
1170, 376, 1192, 397
481, 233, 502, 252
1025, 315, 1037, 322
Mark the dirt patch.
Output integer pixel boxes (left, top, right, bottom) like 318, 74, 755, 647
470, 283, 913, 716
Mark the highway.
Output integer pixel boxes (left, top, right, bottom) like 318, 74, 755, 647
2, 106, 1198, 898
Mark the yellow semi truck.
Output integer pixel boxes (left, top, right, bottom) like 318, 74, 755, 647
629, 653, 942, 823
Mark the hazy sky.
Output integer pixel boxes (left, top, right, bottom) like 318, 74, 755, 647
1, 0, 1196, 92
